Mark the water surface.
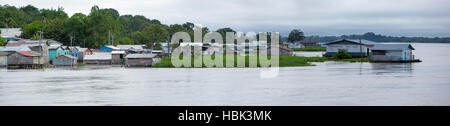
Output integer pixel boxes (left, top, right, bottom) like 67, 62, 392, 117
1, 43, 449, 106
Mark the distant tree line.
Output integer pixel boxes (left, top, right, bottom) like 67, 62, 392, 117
304, 32, 450, 43
0, 4, 249, 49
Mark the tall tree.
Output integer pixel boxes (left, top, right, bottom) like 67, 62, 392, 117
86, 5, 122, 47
140, 24, 168, 48
216, 27, 235, 42
287, 29, 305, 42
66, 13, 87, 46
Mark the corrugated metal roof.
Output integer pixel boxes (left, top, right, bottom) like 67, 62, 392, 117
84, 53, 112, 60
372, 44, 415, 50
116, 45, 145, 50
104, 45, 120, 50
17, 51, 41, 57
0, 52, 10, 56
0, 46, 31, 51
325, 39, 378, 45
125, 54, 156, 59
48, 46, 62, 50
59, 55, 77, 59
112, 51, 126, 54
0, 28, 22, 38
78, 48, 90, 52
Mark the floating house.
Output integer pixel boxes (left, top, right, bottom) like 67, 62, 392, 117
124, 54, 157, 67
324, 39, 376, 57
7, 51, 43, 68
52, 55, 77, 66
83, 52, 112, 65
99, 45, 119, 52
77, 48, 93, 62
370, 44, 420, 62
0, 52, 9, 67
111, 51, 126, 64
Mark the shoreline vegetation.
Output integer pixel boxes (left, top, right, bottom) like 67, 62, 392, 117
293, 47, 326, 52
152, 55, 368, 68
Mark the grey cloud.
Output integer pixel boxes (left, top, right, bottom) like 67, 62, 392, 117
1, 0, 449, 37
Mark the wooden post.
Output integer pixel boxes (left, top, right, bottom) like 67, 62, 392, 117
359, 38, 363, 62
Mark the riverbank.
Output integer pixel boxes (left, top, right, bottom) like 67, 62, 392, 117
152, 55, 368, 68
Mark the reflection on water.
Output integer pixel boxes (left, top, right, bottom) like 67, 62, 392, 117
0, 43, 450, 106
370, 63, 413, 75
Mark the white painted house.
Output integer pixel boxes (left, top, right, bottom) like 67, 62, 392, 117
324, 39, 377, 57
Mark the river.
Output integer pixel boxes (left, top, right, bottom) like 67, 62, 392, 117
0, 43, 449, 105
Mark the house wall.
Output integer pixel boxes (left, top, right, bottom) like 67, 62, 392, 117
7, 53, 35, 65
111, 54, 123, 64
99, 47, 112, 52
125, 58, 153, 67
84, 60, 111, 65
370, 49, 413, 61
29, 45, 49, 64
325, 44, 370, 56
71, 51, 79, 59
0, 56, 7, 66
53, 56, 77, 66
77, 52, 84, 61
49, 49, 58, 61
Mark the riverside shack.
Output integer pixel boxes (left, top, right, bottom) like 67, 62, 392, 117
111, 51, 126, 64
53, 55, 77, 66
124, 54, 156, 67
7, 51, 43, 68
0, 52, 9, 67
77, 48, 92, 62
83, 52, 112, 65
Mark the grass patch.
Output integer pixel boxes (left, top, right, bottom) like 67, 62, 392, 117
152, 55, 332, 68
293, 46, 325, 52
77, 63, 86, 66
152, 55, 369, 68
332, 58, 369, 62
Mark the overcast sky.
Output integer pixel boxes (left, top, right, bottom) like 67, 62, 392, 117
2, 0, 450, 37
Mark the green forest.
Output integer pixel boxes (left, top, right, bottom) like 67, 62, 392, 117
304, 32, 450, 43
0, 4, 240, 48
1, 4, 449, 49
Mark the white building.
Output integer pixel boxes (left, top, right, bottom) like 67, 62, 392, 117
324, 39, 377, 57
370, 44, 418, 62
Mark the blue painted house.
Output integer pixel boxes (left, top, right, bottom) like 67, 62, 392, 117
99, 45, 119, 52
48, 46, 62, 62
68, 47, 79, 59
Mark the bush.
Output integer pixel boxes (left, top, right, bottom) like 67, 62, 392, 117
332, 50, 352, 59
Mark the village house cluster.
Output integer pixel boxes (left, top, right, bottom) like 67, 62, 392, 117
1, 28, 421, 69
0, 28, 162, 68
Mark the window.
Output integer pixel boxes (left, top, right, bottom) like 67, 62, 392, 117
372, 50, 386, 55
